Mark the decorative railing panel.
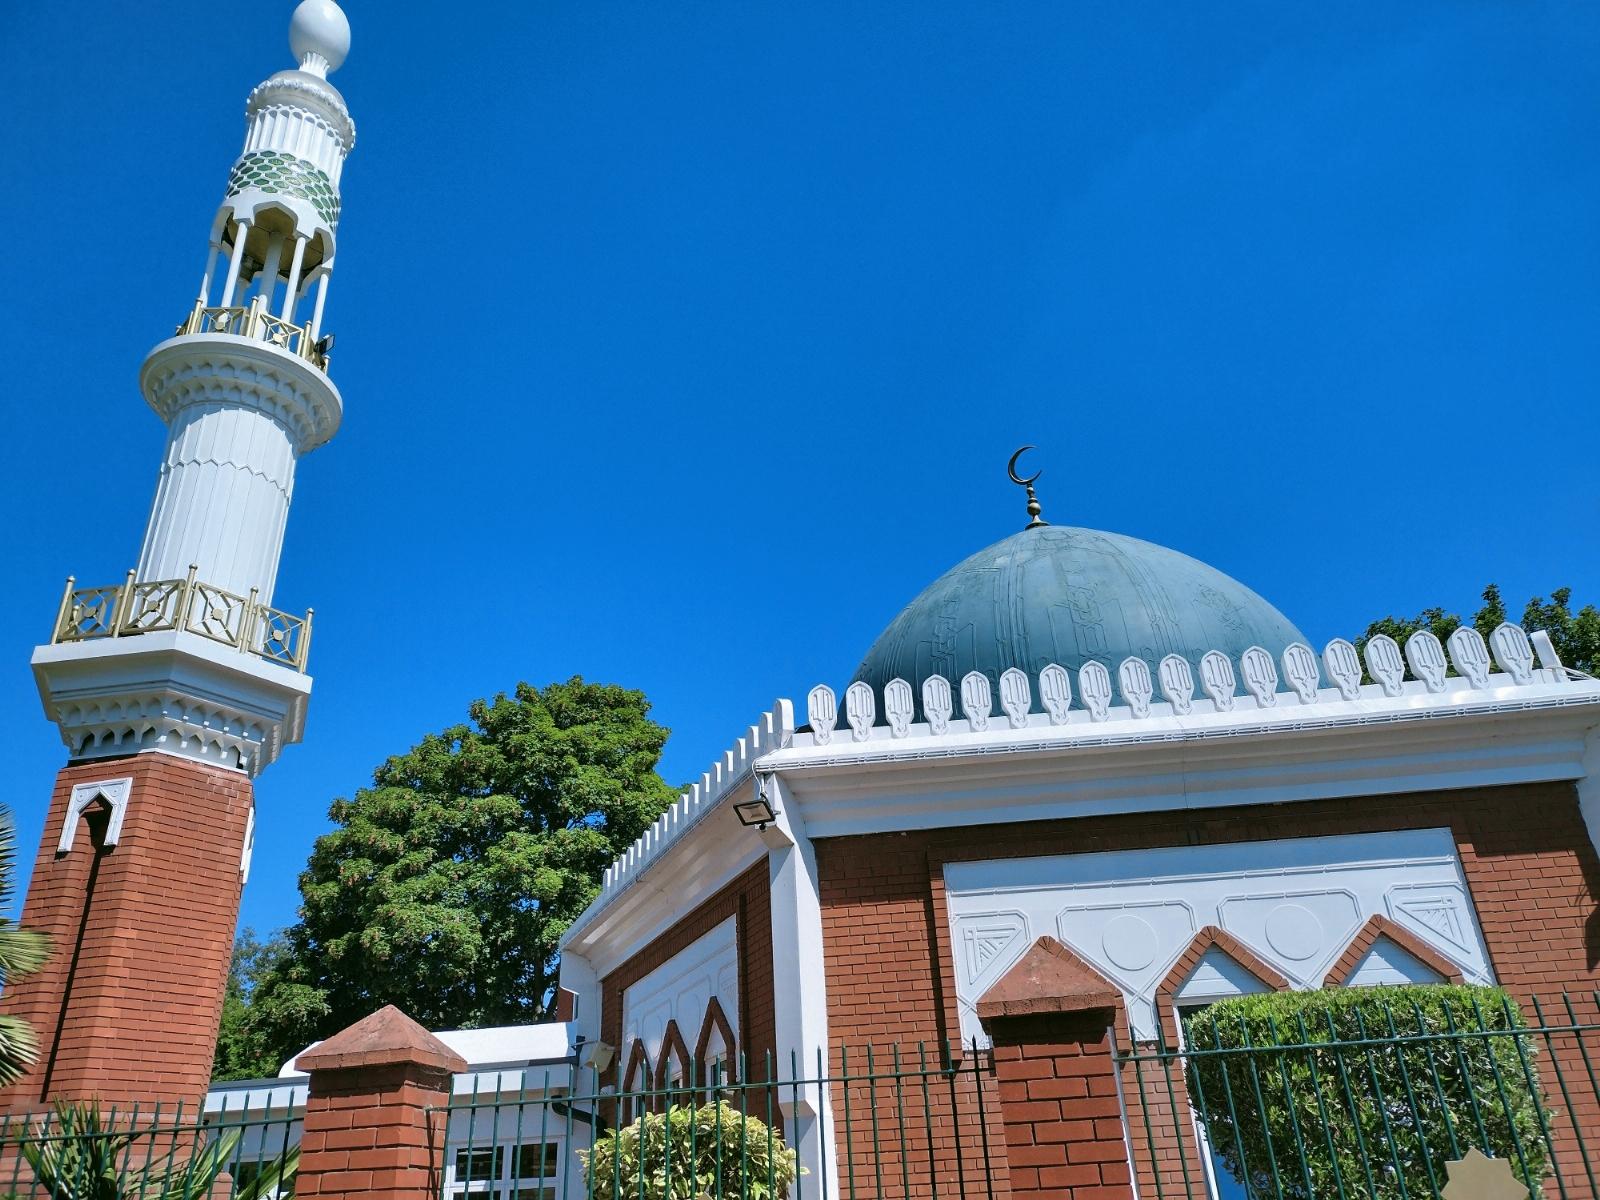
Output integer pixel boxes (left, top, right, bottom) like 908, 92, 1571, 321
50, 568, 312, 673
179, 299, 328, 370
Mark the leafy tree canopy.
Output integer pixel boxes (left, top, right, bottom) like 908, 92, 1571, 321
1355, 583, 1598, 678
223, 678, 675, 1077
211, 928, 291, 1082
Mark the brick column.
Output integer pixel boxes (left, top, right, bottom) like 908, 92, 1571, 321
295, 1006, 467, 1200
979, 938, 1134, 1200
0, 753, 253, 1108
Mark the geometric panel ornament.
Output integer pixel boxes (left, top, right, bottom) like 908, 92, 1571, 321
958, 911, 1028, 987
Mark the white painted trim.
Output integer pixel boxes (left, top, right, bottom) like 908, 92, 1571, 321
761, 774, 839, 1199
57, 777, 133, 853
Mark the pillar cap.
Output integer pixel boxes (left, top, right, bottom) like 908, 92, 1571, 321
296, 1005, 468, 1074
976, 936, 1122, 1020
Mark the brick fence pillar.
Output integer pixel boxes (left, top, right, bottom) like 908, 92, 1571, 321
978, 937, 1134, 1200
295, 1005, 467, 1200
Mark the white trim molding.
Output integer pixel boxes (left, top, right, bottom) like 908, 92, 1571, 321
57, 777, 133, 854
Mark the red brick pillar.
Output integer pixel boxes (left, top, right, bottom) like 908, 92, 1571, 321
0, 754, 253, 1108
295, 1006, 467, 1200
979, 937, 1134, 1200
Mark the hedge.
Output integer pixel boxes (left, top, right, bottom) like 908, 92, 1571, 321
1181, 985, 1551, 1200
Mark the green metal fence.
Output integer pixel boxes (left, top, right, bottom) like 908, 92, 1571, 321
434, 1043, 1001, 1200
0, 1097, 298, 1200
1115, 990, 1600, 1200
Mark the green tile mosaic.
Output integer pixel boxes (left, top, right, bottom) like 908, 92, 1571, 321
224, 150, 340, 228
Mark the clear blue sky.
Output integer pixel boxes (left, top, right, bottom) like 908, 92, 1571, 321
2, 2, 1596, 937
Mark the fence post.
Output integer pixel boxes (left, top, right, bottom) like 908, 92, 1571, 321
295, 1005, 467, 1200
978, 937, 1135, 1200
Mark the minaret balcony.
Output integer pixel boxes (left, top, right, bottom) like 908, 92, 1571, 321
175, 297, 330, 371
49, 568, 313, 673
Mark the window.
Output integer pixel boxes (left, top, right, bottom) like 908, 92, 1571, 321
446, 1142, 563, 1200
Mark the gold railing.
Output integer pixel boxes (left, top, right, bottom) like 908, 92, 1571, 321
177, 299, 328, 370
50, 567, 313, 673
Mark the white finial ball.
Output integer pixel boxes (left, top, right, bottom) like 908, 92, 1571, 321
290, 0, 351, 75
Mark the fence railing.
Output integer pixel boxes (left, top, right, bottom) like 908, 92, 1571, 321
179, 299, 328, 370
50, 566, 313, 672
0, 1098, 299, 1200
434, 1043, 1000, 1200
1115, 990, 1600, 1200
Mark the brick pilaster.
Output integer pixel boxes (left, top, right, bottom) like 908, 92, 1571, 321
0, 753, 252, 1108
991, 1013, 1133, 1200
295, 1005, 467, 1200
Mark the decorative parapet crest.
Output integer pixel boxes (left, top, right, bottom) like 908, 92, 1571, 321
584, 701, 795, 916
795, 624, 1592, 751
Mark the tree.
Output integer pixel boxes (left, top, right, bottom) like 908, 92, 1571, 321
211, 928, 292, 1082
0, 803, 48, 1087
1356, 584, 1598, 678
235, 678, 675, 1069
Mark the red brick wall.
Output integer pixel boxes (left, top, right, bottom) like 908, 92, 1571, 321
0, 753, 252, 1107
599, 861, 775, 1083
817, 781, 1600, 1199
297, 1062, 453, 1200
991, 1013, 1132, 1200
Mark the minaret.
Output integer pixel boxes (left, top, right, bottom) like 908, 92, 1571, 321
3, 1, 356, 1107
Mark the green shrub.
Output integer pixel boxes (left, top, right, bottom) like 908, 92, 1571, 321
577, 1100, 802, 1200
1182, 985, 1551, 1200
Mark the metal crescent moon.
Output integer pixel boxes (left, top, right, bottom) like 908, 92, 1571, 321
1007, 445, 1041, 486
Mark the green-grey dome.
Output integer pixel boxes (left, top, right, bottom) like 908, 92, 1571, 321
854, 525, 1306, 711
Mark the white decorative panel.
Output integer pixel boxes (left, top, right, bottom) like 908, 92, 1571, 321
622, 917, 739, 1063
1175, 948, 1272, 1004
999, 669, 1031, 730
944, 829, 1492, 1043
1345, 937, 1448, 987
923, 675, 953, 736
1038, 664, 1072, 725
884, 679, 914, 738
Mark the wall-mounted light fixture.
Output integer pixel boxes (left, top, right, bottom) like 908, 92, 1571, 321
733, 776, 778, 830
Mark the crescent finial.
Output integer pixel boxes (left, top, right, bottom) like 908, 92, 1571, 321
1007, 446, 1048, 529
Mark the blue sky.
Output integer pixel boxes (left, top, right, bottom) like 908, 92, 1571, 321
2, 2, 1596, 937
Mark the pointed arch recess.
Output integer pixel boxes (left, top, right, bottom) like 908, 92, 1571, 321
653, 1019, 693, 1092
693, 996, 738, 1085
621, 1038, 652, 1094
1322, 914, 1464, 988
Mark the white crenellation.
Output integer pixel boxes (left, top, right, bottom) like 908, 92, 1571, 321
781, 622, 1579, 751
1159, 654, 1195, 716
885, 678, 914, 738
1448, 627, 1492, 689
1281, 642, 1320, 704
1405, 631, 1449, 694
1200, 650, 1237, 712
807, 685, 836, 744
923, 675, 953, 736
1364, 634, 1406, 698
1491, 622, 1536, 685
1324, 638, 1362, 701
1531, 630, 1563, 671
961, 672, 993, 732
1239, 646, 1278, 709
1119, 658, 1153, 720
592, 701, 795, 910
999, 668, 1031, 729
845, 682, 875, 743
1079, 662, 1112, 722
1038, 664, 1072, 725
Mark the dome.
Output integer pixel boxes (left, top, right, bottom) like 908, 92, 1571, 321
853, 525, 1306, 713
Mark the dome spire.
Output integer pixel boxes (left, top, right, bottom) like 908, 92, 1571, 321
1007, 445, 1049, 529
289, 0, 351, 78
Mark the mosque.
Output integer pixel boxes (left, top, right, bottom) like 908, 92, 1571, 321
4, 3, 1600, 1200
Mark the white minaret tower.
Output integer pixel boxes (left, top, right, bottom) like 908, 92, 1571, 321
6, 2, 359, 1106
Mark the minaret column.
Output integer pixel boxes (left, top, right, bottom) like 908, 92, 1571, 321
3, 0, 356, 1109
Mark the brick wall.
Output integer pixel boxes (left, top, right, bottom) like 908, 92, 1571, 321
991, 1013, 1132, 1200
817, 781, 1600, 1199
599, 861, 775, 1083
0, 753, 253, 1107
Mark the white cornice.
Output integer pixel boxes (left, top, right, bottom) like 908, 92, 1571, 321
32, 631, 312, 777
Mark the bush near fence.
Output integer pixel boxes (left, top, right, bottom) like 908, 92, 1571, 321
1182, 985, 1550, 1200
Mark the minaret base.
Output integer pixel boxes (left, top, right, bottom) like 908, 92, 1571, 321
0, 752, 252, 1108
